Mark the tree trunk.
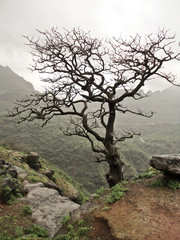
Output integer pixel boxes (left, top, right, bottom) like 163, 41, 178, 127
105, 150, 123, 188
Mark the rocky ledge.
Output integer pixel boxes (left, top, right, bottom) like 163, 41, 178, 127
0, 153, 80, 237
150, 154, 180, 178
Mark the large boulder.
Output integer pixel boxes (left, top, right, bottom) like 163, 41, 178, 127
150, 154, 180, 178
22, 182, 80, 237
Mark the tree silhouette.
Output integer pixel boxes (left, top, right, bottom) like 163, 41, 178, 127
10, 28, 180, 187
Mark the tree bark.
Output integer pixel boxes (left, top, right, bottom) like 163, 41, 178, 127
105, 148, 123, 188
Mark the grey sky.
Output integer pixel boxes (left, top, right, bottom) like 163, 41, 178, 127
0, 0, 180, 91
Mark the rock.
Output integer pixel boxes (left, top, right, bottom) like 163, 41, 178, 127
22, 184, 80, 237
23, 181, 44, 192
0, 177, 24, 203
8, 169, 18, 178
44, 169, 54, 180
0, 159, 6, 168
44, 182, 63, 195
150, 154, 180, 177
26, 152, 42, 171
68, 187, 81, 204
71, 196, 99, 221
13, 166, 28, 179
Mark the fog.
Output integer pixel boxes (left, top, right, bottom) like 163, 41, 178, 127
0, 0, 180, 91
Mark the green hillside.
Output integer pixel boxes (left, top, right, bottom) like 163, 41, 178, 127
0, 65, 180, 192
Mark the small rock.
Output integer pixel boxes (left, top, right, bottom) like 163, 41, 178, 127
13, 166, 28, 179
26, 152, 42, 171
8, 169, 18, 178
44, 182, 63, 195
0, 177, 24, 203
0, 159, 6, 168
44, 169, 54, 180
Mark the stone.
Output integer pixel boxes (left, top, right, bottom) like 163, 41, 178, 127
43, 181, 63, 195
22, 184, 80, 237
26, 152, 42, 171
0, 159, 6, 168
13, 166, 28, 179
0, 177, 24, 203
44, 169, 54, 180
150, 154, 180, 177
71, 196, 99, 222
68, 187, 81, 204
8, 169, 18, 178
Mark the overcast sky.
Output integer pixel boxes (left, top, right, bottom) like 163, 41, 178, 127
0, 0, 180, 91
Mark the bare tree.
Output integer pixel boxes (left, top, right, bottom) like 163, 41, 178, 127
9, 28, 180, 187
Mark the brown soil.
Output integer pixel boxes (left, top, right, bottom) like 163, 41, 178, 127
89, 178, 180, 240
0, 201, 34, 237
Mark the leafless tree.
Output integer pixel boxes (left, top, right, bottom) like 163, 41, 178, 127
9, 28, 180, 187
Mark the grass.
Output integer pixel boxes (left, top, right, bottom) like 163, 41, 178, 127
94, 186, 106, 198
0, 202, 34, 239
133, 167, 157, 180
151, 177, 180, 190
106, 183, 128, 204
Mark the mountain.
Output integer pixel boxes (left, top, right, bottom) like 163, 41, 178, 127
0, 65, 35, 110
116, 86, 180, 124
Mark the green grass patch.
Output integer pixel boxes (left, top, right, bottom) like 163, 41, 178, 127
151, 177, 180, 190
106, 183, 128, 204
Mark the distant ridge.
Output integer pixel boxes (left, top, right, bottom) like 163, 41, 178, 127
0, 65, 35, 110
0, 64, 179, 122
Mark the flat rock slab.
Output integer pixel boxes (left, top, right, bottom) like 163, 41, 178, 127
150, 154, 180, 177
22, 183, 80, 237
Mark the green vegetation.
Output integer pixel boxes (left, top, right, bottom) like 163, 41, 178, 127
56, 216, 91, 240
24, 224, 49, 238
61, 214, 71, 226
152, 177, 180, 190
0, 200, 42, 240
94, 186, 106, 198
22, 205, 32, 216
102, 207, 110, 211
134, 167, 157, 180
167, 179, 180, 190
106, 183, 128, 204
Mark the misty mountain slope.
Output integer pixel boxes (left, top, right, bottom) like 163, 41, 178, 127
114, 86, 180, 125
0, 65, 35, 110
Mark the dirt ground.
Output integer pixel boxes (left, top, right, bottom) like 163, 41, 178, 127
90, 178, 180, 240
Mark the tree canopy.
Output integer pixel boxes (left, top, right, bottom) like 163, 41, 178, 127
10, 28, 180, 186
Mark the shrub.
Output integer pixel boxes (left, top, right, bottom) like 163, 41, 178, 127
134, 167, 156, 179
106, 183, 127, 204
151, 177, 180, 190
24, 224, 48, 238
61, 214, 71, 225
78, 226, 90, 236
22, 205, 32, 216
167, 179, 180, 190
94, 186, 106, 198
